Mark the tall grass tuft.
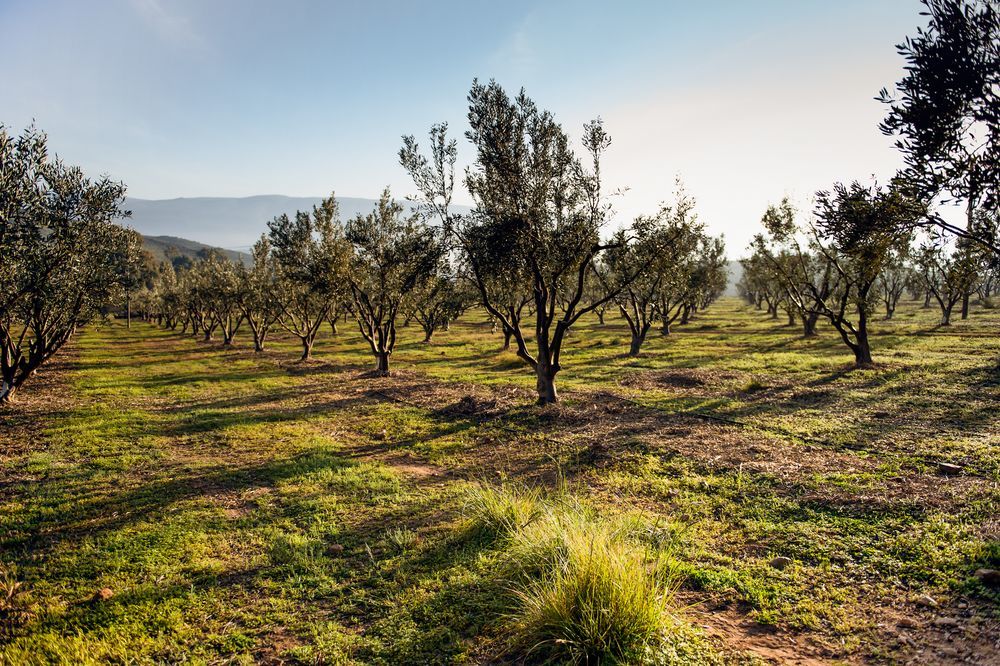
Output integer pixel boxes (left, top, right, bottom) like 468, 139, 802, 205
464, 482, 542, 539
463, 484, 715, 663
505, 504, 674, 664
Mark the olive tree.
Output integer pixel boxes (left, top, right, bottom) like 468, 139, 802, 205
267, 196, 348, 361
401, 81, 650, 404
237, 236, 283, 352
914, 233, 983, 324
410, 264, 474, 343
878, 0, 999, 256
603, 198, 700, 355
876, 240, 913, 319
345, 189, 442, 375
655, 226, 726, 335
750, 198, 835, 337
198, 252, 244, 346
1, 125, 135, 404
685, 234, 729, 321
811, 182, 926, 365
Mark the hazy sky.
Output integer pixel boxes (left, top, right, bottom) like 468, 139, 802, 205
2, 0, 926, 254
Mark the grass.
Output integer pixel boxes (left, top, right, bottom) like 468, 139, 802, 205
464, 482, 543, 539
501, 492, 693, 664
0, 297, 997, 664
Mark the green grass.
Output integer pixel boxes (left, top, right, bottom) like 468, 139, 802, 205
0, 297, 997, 664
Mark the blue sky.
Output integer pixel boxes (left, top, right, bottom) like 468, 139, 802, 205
1, 0, 925, 253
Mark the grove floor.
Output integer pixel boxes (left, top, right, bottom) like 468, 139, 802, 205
1, 298, 998, 664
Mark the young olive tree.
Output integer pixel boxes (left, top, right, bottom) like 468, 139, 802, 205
268, 196, 348, 361
685, 234, 729, 320
410, 263, 475, 343
345, 189, 442, 375
1, 125, 136, 403
811, 182, 926, 365
401, 81, 650, 404
603, 200, 700, 355
914, 233, 983, 324
750, 198, 834, 337
237, 236, 283, 352
198, 252, 244, 346
876, 240, 913, 319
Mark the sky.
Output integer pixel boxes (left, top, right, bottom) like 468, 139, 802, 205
1, 0, 927, 255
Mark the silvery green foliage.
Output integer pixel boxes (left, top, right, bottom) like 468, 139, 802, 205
879, 0, 999, 252
403, 81, 654, 404
1, 125, 136, 403
345, 188, 443, 375
267, 195, 350, 360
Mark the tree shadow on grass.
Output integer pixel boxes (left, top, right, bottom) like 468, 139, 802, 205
3, 448, 354, 554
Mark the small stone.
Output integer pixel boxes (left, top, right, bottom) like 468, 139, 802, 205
932, 617, 959, 628
916, 594, 938, 607
92, 588, 114, 602
897, 617, 918, 629
974, 568, 1000, 587
936, 461, 962, 476
768, 556, 793, 570
327, 543, 345, 556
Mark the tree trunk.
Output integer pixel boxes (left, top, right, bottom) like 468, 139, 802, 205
330, 319, 339, 336
299, 337, 312, 361
802, 312, 819, 337
661, 319, 671, 335
940, 305, 953, 326
854, 307, 873, 366
126, 292, 131, 329
373, 352, 390, 377
535, 364, 558, 405
961, 292, 970, 320
854, 337, 873, 366
787, 310, 796, 326
596, 310, 606, 325
502, 327, 513, 351
422, 326, 434, 343
628, 322, 650, 356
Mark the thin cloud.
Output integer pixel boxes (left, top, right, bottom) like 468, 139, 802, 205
128, 0, 206, 51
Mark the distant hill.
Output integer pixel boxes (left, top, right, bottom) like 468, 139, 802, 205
141, 235, 250, 266
126, 195, 470, 252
